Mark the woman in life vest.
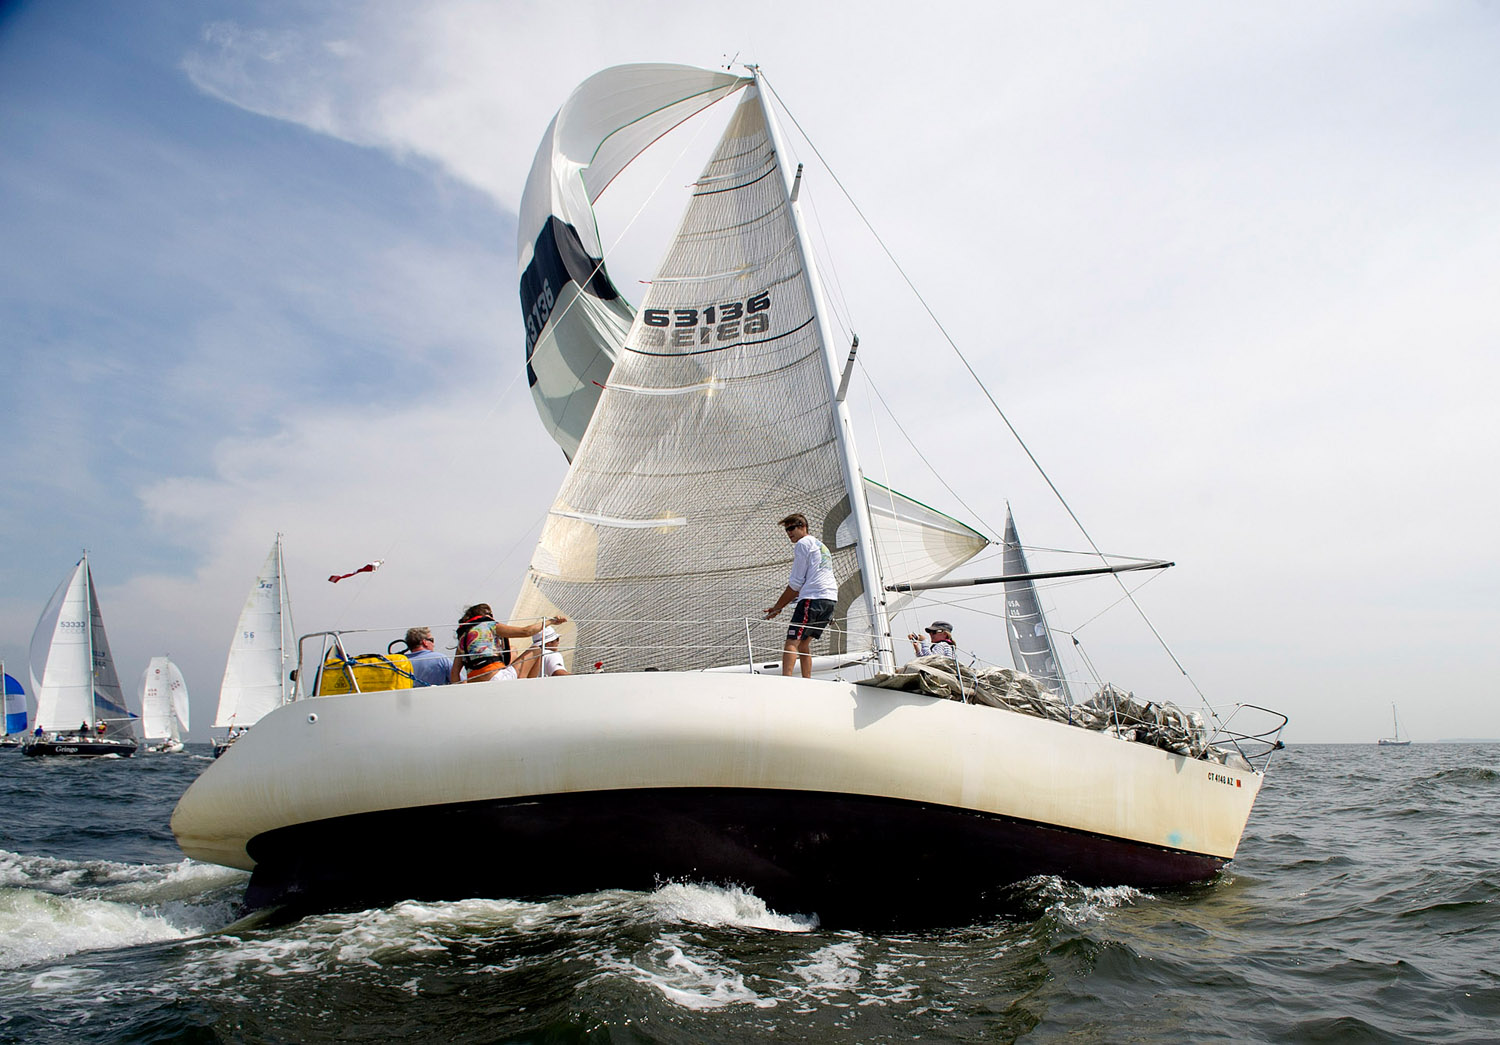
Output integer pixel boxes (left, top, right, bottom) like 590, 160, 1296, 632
450, 604, 567, 683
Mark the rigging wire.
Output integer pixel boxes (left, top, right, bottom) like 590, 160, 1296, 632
759, 71, 1206, 702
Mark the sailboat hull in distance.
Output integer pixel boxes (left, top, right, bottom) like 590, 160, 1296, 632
172, 672, 1262, 926
24, 736, 137, 758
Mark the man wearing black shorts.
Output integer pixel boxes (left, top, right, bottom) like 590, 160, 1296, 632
763, 513, 839, 678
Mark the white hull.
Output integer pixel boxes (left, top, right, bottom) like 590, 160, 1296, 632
173, 672, 1261, 920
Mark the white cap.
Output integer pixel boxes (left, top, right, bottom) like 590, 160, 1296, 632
532, 625, 560, 645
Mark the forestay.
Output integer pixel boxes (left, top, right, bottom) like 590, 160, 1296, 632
519, 64, 750, 461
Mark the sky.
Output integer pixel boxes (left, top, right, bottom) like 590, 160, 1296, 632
2, 0, 1497, 744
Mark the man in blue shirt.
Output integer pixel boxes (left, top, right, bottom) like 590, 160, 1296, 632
403, 626, 452, 687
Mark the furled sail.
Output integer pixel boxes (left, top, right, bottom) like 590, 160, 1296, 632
140, 656, 189, 743
512, 83, 882, 671
863, 479, 989, 616
28, 555, 134, 736
1000, 508, 1073, 701
518, 63, 750, 461
214, 537, 295, 728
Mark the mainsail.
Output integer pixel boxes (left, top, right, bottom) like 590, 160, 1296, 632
214, 536, 295, 728
140, 656, 189, 744
28, 555, 134, 736
519, 63, 750, 461
514, 82, 884, 670
1000, 508, 1073, 701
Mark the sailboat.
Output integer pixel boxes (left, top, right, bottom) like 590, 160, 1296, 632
211, 535, 295, 758
24, 554, 137, 757
140, 656, 190, 753
1377, 703, 1411, 746
172, 65, 1284, 924
1, 665, 26, 747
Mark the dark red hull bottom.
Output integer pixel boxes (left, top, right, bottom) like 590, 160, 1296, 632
244, 787, 1224, 927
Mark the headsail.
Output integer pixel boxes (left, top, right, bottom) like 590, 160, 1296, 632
214, 536, 295, 728
1000, 508, 1073, 701
518, 64, 750, 461
512, 80, 887, 671
28, 555, 134, 736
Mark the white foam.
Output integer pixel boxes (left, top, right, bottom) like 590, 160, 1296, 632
643, 882, 817, 932
791, 941, 863, 992
1029, 875, 1148, 926
596, 933, 776, 1010
0, 888, 191, 970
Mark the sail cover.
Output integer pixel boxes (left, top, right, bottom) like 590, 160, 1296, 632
28, 557, 134, 735
513, 84, 888, 671
3, 673, 25, 735
215, 538, 295, 728
140, 656, 189, 741
1001, 509, 1073, 701
518, 64, 750, 461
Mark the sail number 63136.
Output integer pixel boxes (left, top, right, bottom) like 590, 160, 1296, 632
641, 292, 772, 347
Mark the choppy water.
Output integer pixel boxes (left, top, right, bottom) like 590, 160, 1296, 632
0, 743, 1496, 1043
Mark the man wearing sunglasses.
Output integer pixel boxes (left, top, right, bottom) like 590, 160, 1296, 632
763, 512, 839, 678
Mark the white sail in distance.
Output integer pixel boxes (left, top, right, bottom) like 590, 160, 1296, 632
214, 536, 295, 728
519, 64, 751, 461
1001, 508, 1073, 701
28, 555, 134, 735
140, 656, 189, 743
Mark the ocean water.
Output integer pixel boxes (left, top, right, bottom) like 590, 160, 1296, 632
0, 743, 1496, 1044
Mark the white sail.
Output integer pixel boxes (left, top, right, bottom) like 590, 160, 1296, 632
863, 479, 989, 618
214, 536, 295, 728
512, 84, 904, 671
28, 555, 134, 736
518, 64, 751, 461
140, 656, 189, 743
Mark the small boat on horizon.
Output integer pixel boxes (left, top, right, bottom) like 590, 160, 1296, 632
1377, 703, 1412, 746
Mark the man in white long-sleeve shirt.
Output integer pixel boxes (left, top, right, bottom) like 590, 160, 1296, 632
763, 512, 839, 678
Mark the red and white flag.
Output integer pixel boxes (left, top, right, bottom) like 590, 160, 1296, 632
328, 559, 383, 583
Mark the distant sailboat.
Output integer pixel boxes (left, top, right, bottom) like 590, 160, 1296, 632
140, 656, 190, 753
1, 666, 26, 747
24, 554, 137, 758
1377, 703, 1411, 747
212, 536, 295, 757
1000, 507, 1073, 702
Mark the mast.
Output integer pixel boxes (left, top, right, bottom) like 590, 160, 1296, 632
752, 68, 895, 670
276, 533, 292, 706
82, 554, 97, 726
